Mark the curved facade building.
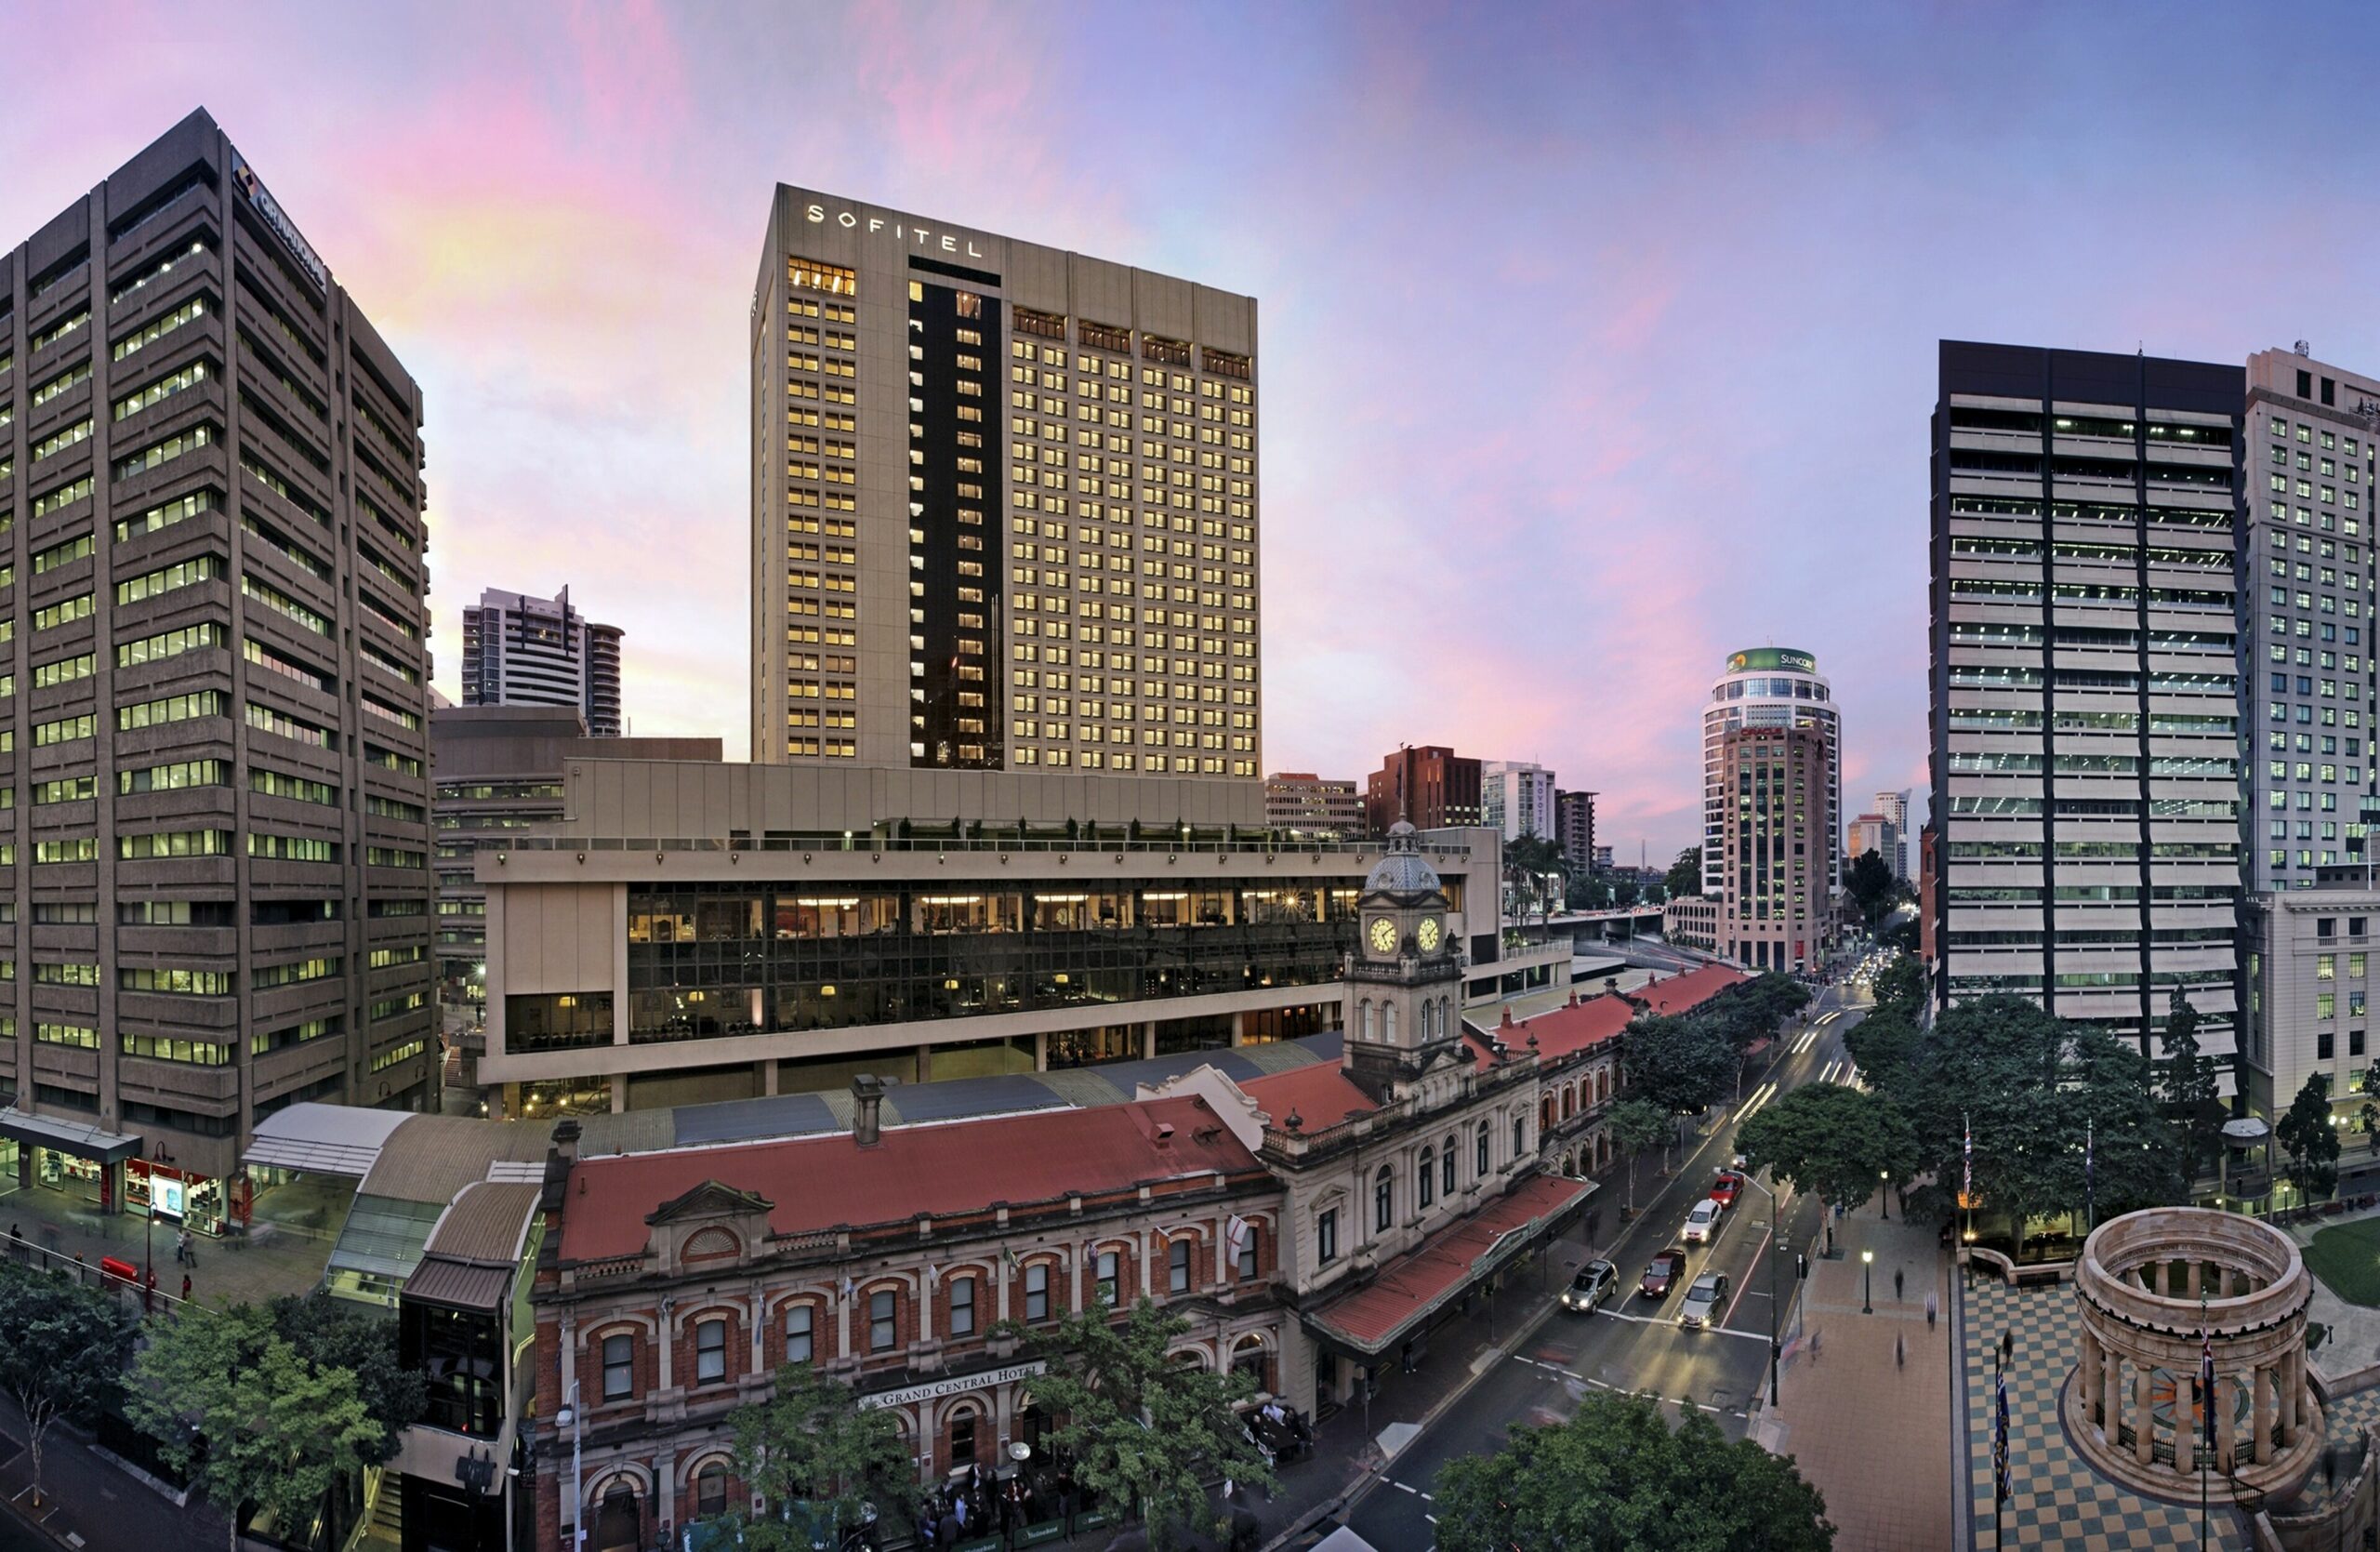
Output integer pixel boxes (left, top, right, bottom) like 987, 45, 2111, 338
1700, 648, 1841, 972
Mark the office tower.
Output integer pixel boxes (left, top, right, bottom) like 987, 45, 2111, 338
1700, 647, 1842, 909
0, 111, 434, 1207
1717, 721, 1832, 972
1555, 789, 1597, 869
2241, 349, 2380, 892
1929, 341, 2242, 1065
1364, 745, 1482, 833
1846, 813, 1899, 875
1480, 760, 1556, 842
459, 584, 625, 737
748, 188, 1260, 776
1872, 789, 1908, 834
1263, 771, 1361, 838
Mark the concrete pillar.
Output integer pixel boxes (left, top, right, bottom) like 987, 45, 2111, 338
917, 1044, 933, 1083
1144, 1022, 1158, 1060
2153, 1260, 2169, 1296
2186, 1260, 2201, 1299
1033, 1029, 1049, 1071
2215, 1371, 2237, 1472
656, 1307, 675, 1392
2251, 1362, 2273, 1466
2177, 1359, 2195, 1474
610, 1079, 626, 1115
760, 1060, 778, 1097
917, 1270, 933, 1344
2104, 1348, 2123, 1442
1230, 1011, 1248, 1047
654, 1452, 677, 1532
748, 1292, 765, 1375
2135, 1363, 2155, 1466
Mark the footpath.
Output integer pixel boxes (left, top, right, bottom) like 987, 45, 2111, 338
0, 1392, 221, 1552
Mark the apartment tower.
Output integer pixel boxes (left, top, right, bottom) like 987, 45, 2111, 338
1700, 647, 1842, 909
0, 111, 435, 1201
749, 189, 1259, 777
1480, 759, 1556, 842
1718, 722, 1831, 971
1928, 341, 2242, 1066
460, 584, 625, 737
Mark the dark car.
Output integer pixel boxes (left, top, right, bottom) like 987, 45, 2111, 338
1562, 1258, 1620, 1312
1640, 1246, 1689, 1300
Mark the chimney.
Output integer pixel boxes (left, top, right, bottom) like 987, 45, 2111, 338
541, 1119, 583, 1214
853, 1075, 884, 1147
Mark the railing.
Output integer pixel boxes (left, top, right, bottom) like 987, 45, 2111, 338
485, 832, 1467, 860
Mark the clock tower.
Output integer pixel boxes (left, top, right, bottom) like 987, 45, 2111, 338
1342, 821, 1466, 1101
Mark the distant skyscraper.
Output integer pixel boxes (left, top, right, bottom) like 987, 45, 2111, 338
1846, 813, 1899, 877
1704, 649, 1839, 972
1929, 341, 2242, 1065
1868, 790, 1911, 882
1554, 789, 1597, 869
1481, 760, 1556, 842
1263, 772, 1361, 838
749, 186, 1260, 776
1365, 746, 1481, 833
460, 586, 624, 737
2240, 348, 2380, 892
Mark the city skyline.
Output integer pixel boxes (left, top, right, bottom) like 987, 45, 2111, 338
19, 4, 2380, 858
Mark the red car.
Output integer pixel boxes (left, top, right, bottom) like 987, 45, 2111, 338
1709, 1171, 1744, 1211
1640, 1247, 1690, 1300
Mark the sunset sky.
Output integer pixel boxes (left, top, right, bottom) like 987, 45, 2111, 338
7, 2, 2374, 861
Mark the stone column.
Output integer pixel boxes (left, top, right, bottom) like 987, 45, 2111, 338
2285, 1346, 2306, 1441
2215, 1371, 2237, 1473
2078, 1327, 2102, 1426
2104, 1347, 2123, 1443
917, 1269, 933, 1343
2177, 1360, 2194, 1474
2186, 1261, 2201, 1299
2135, 1362, 2156, 1466
2251, 1362, 2273, 1466
2154, 1260, 2169, 1295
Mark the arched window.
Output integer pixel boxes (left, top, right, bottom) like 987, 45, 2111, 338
1384, 1003, 1399, 1042
694, 1460, 728, 1519
1419, 1001, 1434, 1041
1441, 1139, 1458, 1196
1564, 1086, 1576, 1119
1361, 1001, 1376, 1041
1476, 1122, 1491, 1176
1418, 1149, 1435, 1207
1374, 1166, 1394, 1232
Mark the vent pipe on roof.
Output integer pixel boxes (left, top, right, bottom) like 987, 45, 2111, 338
853, 1075, 884, 1147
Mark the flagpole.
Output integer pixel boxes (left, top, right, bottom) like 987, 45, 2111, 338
2200, 1285, 2211, 1552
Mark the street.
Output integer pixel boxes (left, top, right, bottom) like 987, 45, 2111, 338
1345, 975, 1873, 1550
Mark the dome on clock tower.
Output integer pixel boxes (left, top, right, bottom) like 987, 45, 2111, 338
1364, 820, 1446, 902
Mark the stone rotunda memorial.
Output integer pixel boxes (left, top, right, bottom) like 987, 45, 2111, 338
2065, 1207, 2323, 1505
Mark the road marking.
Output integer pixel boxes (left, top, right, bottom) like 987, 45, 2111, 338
1733, 1081, 1778, 1122
1381, 1476, 1434, 1501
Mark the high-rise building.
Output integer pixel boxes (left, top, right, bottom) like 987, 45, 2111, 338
459, 584, 625, 736
1929, 341, 2242, 1065
1846, 813, 1899, 876
1364, 745, 1482, 833
0, 110, 434, 1208
748, 188, 1260, 777
1717, 722, 1833, 972
1480, 759, 1556, 843
1263, 771, 1361, 838
1554, 789, 1597, 869
2241, 349, 2380, 893
1700, 647, 1841, 907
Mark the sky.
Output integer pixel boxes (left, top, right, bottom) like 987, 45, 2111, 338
7, 1, 2380, 863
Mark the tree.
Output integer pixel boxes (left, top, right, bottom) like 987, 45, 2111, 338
1613, 873, 1643, 909
267, 1292, 425, 1466
1737, 1083, 1913, 1221
1869, 956, 1927, 1022
0, 1262, 132, 1508
1842, 1008, 1921, 1095
2360, 1066, 2380, 1142
1662, 846, 1702, 902
1844, 851, 1897, 925
1434, 1389, 1833, 1552
1567, 871, 1613, 911
729, 1363, 919, 1545
128, 1303, 383, 1552
2156, 988, 2223, 1190
2279, 1072, 2343, 1206
1607, 1097, 1673, 1210
1622, 1014, 1736, 1162
1503, 831, 1567, 923
1027, 1297, 1274, 1549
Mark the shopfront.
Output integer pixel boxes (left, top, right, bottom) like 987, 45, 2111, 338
0, 1108, 144, 1215
126, 1158, 237, 1238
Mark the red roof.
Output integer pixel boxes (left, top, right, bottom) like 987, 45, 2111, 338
1305, 1174, 1593, 1352
1241, 1062, 1379, 1126
1457, 964, 1749, 1068
558, 1095, 1261, 1263
1633, 963, 1751, 1015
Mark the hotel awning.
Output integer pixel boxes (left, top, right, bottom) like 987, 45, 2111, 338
1302, 1173, 1594, 1358
0, 1108, 144, 1165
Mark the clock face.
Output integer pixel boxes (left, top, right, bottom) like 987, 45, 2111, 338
1417, 917, 1442, 953
1368, 917, 1397, 954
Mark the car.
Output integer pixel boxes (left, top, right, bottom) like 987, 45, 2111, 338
1678, 1271, 1730, 1329
1709, 1171, 1744, 1210
1640, 1247, 1689, 1300
1680, 1198, 1723, 1244
1562, 1258, 1620, 1313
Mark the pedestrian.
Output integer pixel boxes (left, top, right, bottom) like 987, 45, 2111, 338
2001, 1328, 2014, 1365
1894, 1267, 1905, 1302
1809, 1325, 1821, 1362
180, 1272, 192, 1303
1925, 1290, 1938, 1330
174, 1228, 188, 1267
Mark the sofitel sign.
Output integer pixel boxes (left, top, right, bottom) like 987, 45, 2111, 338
856, 1359, 1046, 1411
807, 204, 987, 259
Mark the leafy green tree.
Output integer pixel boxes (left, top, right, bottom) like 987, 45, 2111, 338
1613, 873, 1643, 909
1844, 851, 1897, 925
128, 1302, 383, 1552
1736, 1083, 1914, 1249
266, 1292, 425, 1466
1869, 956, 1928, 1021
1434, 1389, 1833, 1552
2360, 1065, 2380, 1142
1842, 1008, 1921, 1095
1663, 846, 1703, 902
2156, 988, 2223, 1189
1567, 871, 1614, 911
1622, 1014, 1736, 1161
728, 1363, 919, 1545
1028, 1297, 1273, 1550
1607, 1096, 1673, 1211
0, 1261, 132, 1507
2280, 1072, 2344, 1206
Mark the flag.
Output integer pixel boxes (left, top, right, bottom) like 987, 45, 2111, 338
1962, 1112, 1972, 1203
1003, 1246, 1019, 1273
925, 1262, 940, 1288
840, 1275, 856, 1304
1993, 1366, 2011, 1505
2084, 1120, 2095, 1225
1225, 1214, 1251, 1267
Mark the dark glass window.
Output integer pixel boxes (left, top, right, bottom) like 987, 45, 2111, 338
869, 1290, 896, 1352
695, 1318, 726, 1385
1025, 1264, 1050, 1321
1316, 1209, 1338, 1266
402, 1300, 504, 1437
602, 1333, 633, 1400
1374, 1167, 1394, 1233
949, 1276, 975, 1337
785, 1304, 813, 1364
1169, 1239, 1191, 1294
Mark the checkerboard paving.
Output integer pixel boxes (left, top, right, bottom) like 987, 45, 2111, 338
2295, 1372, 2380, 1510
1962, 1280, 2247, 1550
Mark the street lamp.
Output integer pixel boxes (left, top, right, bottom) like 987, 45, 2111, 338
1861, 1249, 1874, 1315
555, 1380, 583, 1549
1739, 1171, 1784, 1406
1879, 1169, 1890, 1221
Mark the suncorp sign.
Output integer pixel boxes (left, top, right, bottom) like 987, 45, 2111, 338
1726, 648, 1818, 675
806, 204, 987, 260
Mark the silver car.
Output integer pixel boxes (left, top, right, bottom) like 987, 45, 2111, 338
1678, 1271, 1729, 1329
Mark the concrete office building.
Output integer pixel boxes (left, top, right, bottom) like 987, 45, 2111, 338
1928, 341, 2243, 1064
460, 585, 625, 738
2241, 349, 2380, 893
748, 188, 1259, 778
0, 110, 434, 1215
1717, 723, 1832, 972
1846, 813, 1900, 877
1481, 759, 1556, 843
2241, 880, 2380, 1127
1700, 646, 1841, 906
1554, 788, 1596, 869
1263, 770, 1361, 839
1364, 745, 1482, 834
472, 763, 1549, 1121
